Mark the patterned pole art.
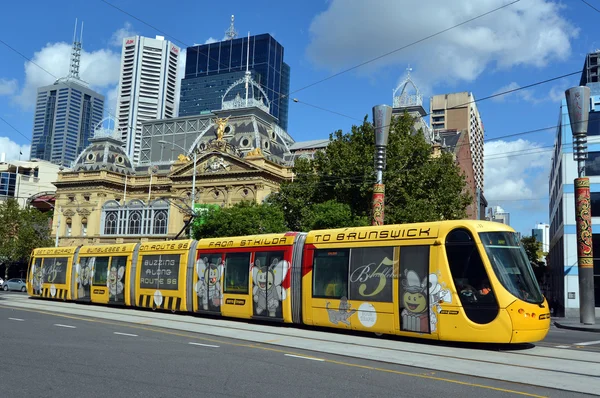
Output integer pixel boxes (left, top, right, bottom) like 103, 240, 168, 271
574, 178, 595, 324
372, 184, 385, 226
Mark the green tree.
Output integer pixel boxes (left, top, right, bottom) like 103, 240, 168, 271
0, 199, 53, 279
303, 200, 368, 230
191, 200, 288, 239
520, 235, 544, 265
270, 112, 472, 227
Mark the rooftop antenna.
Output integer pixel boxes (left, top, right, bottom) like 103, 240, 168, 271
245, 32, 250, 107
225, 15, 238, 40
69, 18, 82, 79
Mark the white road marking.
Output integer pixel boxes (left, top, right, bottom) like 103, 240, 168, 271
113, 332, 138, 337
54, 324, 76, 329
573, 340, 600, 346
284, 354, 324, 362
8, 318, 24, 321
554, 345, 570, 348
189, 342, 219, 348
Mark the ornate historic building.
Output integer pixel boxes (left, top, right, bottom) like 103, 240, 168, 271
52, 118, 292, 247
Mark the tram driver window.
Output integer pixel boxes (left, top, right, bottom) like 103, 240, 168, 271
313, 249, 349, 299
445, 228, 498, 324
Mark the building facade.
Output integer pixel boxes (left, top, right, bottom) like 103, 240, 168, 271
486, 205, 510, 225
430, 92, 485, 219
52, 123, 293, 247
0, 157, 64, 208
548, 87, 600, 316
116, 35, 180, 164
30, 81, 104, 167
179, 30, 290, 131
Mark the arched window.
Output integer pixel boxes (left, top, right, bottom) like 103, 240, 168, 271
153, 210, 168, 234
104, 212, 118, 235
128, 210, 142, 235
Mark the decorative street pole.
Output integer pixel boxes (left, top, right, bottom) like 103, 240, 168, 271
565, 86, 595, 325
372, 104, 392, 226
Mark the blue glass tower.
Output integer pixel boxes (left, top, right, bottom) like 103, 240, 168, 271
29, 21, 104, 167
179, 33, 290, 131
30, 81, 104, 167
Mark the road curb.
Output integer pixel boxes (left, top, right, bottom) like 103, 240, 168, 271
554, 321, 600, 333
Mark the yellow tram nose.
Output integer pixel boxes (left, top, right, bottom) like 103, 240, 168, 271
506, 298, 551, 343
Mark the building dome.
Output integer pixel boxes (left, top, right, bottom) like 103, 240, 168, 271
72, 118, 134, 175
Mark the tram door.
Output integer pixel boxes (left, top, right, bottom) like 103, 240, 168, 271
251, 250, 287, 320
444, 228, 499, 324
398, 245, 433, 334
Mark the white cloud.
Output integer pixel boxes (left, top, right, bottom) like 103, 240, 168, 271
204, 37, 218, 44
484, 139, 549, 205
0, 78, 17, 96
110, 22, 137, 47
306, 0, 578, 86
11, 42, 121, 109
0, 137, 30, 161
105, 85, 119, 117
491, 81, 537, 103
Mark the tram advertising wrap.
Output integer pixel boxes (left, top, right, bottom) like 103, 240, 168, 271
27, 221, 551, 345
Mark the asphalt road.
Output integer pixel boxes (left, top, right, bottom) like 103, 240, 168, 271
0, 302, 593, 398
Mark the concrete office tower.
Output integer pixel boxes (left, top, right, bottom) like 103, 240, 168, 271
430, 92, 484, 193
116, 35, 180, 164
179, 16, 290, 131
30, 20, 104, 167
430, 92, 485, 219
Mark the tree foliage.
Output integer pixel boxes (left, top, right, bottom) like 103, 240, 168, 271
520, 235, 544, 265
269, 112, 472, 229
0, 199, 53, 279
191, 201, 288, 239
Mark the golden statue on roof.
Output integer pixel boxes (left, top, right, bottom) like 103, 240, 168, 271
213, 116, 230, 141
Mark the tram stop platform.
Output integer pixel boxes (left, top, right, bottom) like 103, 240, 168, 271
554, 317, 600, 333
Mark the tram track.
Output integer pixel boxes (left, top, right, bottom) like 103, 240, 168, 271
2, 294, 600, 392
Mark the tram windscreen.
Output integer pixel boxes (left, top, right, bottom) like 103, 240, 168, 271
479, 232, 544, 304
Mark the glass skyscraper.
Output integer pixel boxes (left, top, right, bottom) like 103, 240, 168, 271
179, 33, 290, 131
30, 81, 104, 167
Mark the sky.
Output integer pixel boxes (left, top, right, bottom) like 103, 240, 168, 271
0, 0, 597, 237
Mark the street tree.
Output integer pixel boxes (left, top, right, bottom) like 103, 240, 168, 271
0, 199, 53, 279
270, 112, 472, 227
191, 200, 288, 239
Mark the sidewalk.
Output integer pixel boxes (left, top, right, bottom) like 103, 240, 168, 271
553, 317, 600, 333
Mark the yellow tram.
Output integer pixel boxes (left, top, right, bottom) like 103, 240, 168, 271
27, 220, 550, 344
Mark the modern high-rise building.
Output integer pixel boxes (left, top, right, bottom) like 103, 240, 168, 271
532, 223, 550, 254
116, 35, 180, 164
179, 16, 290, 131
30, 21, 104, 167
548, 51, 600, 316
430, 92, 485, 219
486, 205, 510, 225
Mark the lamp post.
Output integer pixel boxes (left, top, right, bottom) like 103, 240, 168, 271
372, 104, 392, 226
565, 86, 595, 325
158, 140, 197, 212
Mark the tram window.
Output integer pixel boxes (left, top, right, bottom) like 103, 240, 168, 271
349, 247, 394, 302
42, 257, 68, 284
139, 254, 180, 290
445, 228, 498, 324
224, 252, 251, 294
313, 249, 349, 299
92, 257, 110, 286
253, 251, 285, 271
